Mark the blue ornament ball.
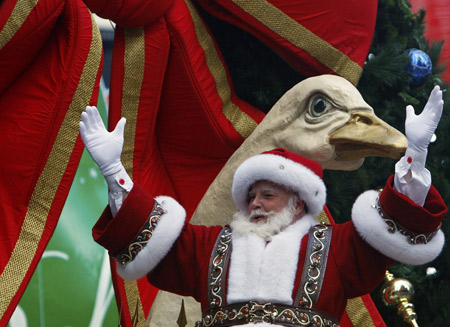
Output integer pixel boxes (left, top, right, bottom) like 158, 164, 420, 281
406, 49, 433, 85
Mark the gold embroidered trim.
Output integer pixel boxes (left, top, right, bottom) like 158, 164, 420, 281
197, 301, 340, 327
374, 195, 440, 244
113, 201, 165, 265
296, 223, 332, 309
208, 226, 232, 308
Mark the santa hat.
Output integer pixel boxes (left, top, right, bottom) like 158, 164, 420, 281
232, 148, 326, 217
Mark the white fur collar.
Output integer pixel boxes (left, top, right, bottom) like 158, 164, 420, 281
227, 214, 317, 305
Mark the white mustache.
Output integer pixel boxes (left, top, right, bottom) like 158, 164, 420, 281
248, 210, 274, 220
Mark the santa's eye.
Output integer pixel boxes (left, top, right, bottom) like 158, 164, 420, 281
309, 96, 333, 117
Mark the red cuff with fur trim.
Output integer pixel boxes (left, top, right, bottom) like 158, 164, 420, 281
379, 175, 447, 233
92, 184, 156, 255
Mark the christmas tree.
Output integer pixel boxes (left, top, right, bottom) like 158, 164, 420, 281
357, 1, 450, 326
199, 0, 450, 325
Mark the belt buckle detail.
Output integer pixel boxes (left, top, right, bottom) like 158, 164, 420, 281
248, 302, 273, 324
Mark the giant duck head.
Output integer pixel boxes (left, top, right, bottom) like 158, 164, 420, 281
249, 74, 408, 170
191, 74, 408, 225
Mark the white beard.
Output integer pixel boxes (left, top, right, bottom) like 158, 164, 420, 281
230, 200, 297, 239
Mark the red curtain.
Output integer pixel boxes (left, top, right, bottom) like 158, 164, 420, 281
410, 0, 450, 82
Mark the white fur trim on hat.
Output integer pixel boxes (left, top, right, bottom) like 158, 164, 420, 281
117, 196, 186, 280
232, 153, 326, 217
352, 190, 444, 265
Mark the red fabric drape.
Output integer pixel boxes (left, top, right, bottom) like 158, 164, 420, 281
84, 0, 383, 326
410, 0, 450, 82
0, 0, 102, 324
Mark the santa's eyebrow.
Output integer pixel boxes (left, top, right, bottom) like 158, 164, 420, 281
261, 187, 278, 192
249, 187, 277, 195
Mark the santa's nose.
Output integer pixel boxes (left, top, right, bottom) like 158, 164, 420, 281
249, 196, 262, 211
250, 203, 260, 210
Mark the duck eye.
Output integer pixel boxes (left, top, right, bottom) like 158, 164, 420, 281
310, 96, 332, 117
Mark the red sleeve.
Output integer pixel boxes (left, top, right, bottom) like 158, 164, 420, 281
331, 222, 393, 300
92, 184, 156, 255
147, 224, 223, 308
380, 175, 447, 233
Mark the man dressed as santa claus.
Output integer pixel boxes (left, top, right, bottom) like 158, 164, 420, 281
79, 85, 447, 326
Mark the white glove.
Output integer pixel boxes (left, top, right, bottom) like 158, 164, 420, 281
405, 85, 443, 153
79, 106, 126, 176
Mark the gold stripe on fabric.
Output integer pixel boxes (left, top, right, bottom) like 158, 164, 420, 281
0, 16, 102, 316
121, 27, 146, 326
0, 0, 39, 49
231, 0, 362, 85
121, 28, 145, 176
346, 297, 377, 327
316, 211, 330, 224
185, 0, 257, 139
124, 280, 145, 326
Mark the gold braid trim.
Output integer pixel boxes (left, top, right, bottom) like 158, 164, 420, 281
0, 0, 39, 49
120, 26, 146, 327
345, 297, 377, 327
231, 0, 362, 85
185, 0, 258, 139
121, 27, 145, 175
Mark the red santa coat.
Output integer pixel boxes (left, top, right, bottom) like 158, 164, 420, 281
93, 175, 446, 323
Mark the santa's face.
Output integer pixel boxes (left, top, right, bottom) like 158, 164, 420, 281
230, 181, 303, 239
231, 199, 296, 239
247, 181, 293, 223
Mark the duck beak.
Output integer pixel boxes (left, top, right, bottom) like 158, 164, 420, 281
329, 110, 408, 161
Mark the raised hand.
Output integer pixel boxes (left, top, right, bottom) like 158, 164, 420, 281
79, 106, 126, 176
405, 85, 444, 153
